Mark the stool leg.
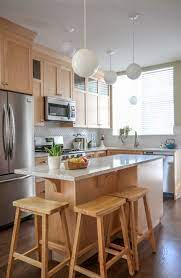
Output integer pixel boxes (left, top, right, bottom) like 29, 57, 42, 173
41, 215, 48, 278
97, 216, 107, 278
119, 206, 134, 276
6, 208, 21, 278
34, 215, 41, 261
130, 201, 139, 272
69, 213, 82, 278
134, 200, 139, 234
106, 214, 113, 248
143, 195, 156, 253
60, 210, 71, 258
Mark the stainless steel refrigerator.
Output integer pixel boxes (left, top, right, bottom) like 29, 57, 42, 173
0, 91, 35, 228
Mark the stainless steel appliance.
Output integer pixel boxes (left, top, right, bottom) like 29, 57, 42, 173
144, 151, 174, 194
35, 136, 86, 160
44, 97, 76, 122
0, 91, 34, 228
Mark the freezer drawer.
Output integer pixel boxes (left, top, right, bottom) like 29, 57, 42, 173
0, 174, 35, 227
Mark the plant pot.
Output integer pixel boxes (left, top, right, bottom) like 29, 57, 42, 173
48, 156, 61, 170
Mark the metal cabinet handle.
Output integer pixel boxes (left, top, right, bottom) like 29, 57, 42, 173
8, 104, 16, 160
1, 82, 8, 86
2, 104, 9, 160
0, 175, 31, 184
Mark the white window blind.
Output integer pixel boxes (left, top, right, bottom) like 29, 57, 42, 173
112, 67, 174, 136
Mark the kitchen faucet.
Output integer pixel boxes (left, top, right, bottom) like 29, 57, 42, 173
134, 131, 139, 148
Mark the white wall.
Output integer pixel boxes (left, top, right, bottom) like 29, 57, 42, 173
100, 61, 181, 148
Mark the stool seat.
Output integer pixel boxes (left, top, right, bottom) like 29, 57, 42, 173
13, 197, 69, 215
112, 186, 148, 201
75, 195, 126, 217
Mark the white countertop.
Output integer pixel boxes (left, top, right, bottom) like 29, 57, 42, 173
16, 154, 163, 182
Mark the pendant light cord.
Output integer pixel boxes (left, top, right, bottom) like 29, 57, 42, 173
110, 55, 112, 71
132, 18, 135, 63
84, 0, 86, 48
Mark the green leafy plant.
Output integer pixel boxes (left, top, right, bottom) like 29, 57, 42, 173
45, 144, 62, 157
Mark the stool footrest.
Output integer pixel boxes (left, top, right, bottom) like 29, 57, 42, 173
48, 257, 70, 277
13, 252, 42, 268
106, 247, 128, 270
14, 246, 38, 260
74, 265, 100, 278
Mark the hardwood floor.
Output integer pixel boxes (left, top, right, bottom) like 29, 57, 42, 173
1, 199, 181, 277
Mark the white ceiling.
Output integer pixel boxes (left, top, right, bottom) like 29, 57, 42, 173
1, 0, 181, 72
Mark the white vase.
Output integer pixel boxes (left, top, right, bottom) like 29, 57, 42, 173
48, 156, 61, 170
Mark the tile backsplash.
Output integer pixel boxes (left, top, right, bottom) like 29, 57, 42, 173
34, 123, 100, 149
100, 126, 181, 148
35, 123, 181, 150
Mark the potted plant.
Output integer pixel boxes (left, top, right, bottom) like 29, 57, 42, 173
45, 145, 62, 170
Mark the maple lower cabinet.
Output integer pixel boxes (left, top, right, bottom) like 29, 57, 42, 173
107, 150, 144, 156
86, 93, 98, 127
43, 61, 57, 96
74, 90, 86, 127
57, 65, 72, 99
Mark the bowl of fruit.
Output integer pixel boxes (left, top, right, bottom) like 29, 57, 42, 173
64, 156, 89, 170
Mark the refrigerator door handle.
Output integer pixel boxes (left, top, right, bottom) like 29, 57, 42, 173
0, 174, 31, 184
2, 104, 9, 160
8, 104, 16, 160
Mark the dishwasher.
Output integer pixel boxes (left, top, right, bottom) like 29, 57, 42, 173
144, 151, 174, 194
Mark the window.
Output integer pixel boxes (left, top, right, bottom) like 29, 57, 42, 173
112, 67, 174, 135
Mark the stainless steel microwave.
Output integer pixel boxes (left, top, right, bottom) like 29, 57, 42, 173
44, 97, 76, 122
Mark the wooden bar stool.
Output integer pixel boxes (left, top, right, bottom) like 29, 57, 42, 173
6, 197, 71, 278
111, 186, 156, 272
69, 195, 134, 278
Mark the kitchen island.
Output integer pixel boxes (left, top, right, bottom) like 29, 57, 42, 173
15, 154, 163, 262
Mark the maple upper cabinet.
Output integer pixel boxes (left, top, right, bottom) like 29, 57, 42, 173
86, 93, 98, 127
98, 80, 110, 128
74, 90, 86, 127
86, 77, 98, 127
43, 61, 57, 96
33, 57, 44, 125
57, 65, 72, 99
73, 74, 86, 127
0, 34, 4, 90
33, 80, 44, 125
0, 17, 36, 94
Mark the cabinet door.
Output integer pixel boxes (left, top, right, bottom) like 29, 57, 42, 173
86, 93, 98, 127
33, 80, 44, 125
43, 61, 57, 96
98, 95, 110, 128
95, 151, 107, 157
57, 65, 72, 99
74, 91, 86, 127
4, 36, 32, 94
0, 34, 4, 89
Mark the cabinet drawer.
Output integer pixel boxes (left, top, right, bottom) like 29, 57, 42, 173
95, 151, 107, 157
35, 157, 48, 166
107, 150, 144, 156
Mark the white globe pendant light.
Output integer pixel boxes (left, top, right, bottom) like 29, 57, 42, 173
126, 15, 142, 80
104, 50, 117, 85
129, 95, 137, 105
72, 0, 99, 78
